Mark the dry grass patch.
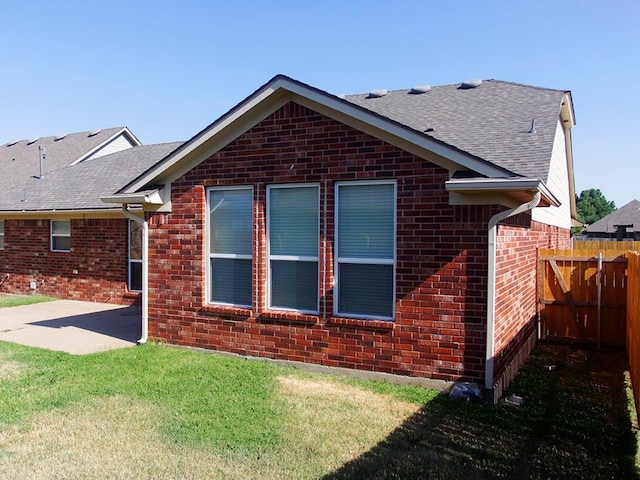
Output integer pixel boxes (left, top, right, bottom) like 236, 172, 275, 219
0, 350, 25, 381
0, 376, 423, 480
275, 375, 421, 476
0, 396, 257, 480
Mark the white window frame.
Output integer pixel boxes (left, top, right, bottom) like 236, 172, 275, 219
266, 183, 320, 314
0, 220, 4, 250
334, 180, 397, 320
50, 220, 71, 252
128, 220, 143, 292
206, 186, 253, 308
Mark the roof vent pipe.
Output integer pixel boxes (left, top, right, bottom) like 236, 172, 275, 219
38, 145, 46, 179
528, 119, 537, 135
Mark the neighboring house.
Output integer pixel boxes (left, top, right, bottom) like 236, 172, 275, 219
0, 127, 182, 303
101, 75, 577, 402
583, 200, 640, 240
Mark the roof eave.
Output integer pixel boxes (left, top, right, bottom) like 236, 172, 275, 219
0, 208, 127, 219
445, 177, 561, 208
101, 188, 164, 205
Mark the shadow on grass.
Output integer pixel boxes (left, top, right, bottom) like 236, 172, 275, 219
324, 344, 639, 480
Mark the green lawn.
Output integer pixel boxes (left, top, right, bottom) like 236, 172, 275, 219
0, 293, 55, 308
0, 340, 637, 479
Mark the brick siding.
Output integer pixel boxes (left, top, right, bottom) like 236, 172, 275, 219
492, 217, 570, 396
0, 218, 137, 304
147, 101, 567, 385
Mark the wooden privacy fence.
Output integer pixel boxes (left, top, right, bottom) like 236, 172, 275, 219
539, 242, 640, 420
627, 251, 640, 420
538, 243, 636, 347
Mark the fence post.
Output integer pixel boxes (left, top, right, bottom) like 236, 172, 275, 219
597, 251, 603, 350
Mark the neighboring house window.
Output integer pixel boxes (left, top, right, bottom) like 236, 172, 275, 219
51, 220, 71, 252
0, 220, 4, 250
129, 220, 143, 292
267, 184, 319, 313
208, 187, 253, 306
335, 181, 396, 319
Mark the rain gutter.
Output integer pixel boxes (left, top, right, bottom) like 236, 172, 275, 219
121, 205, 148, 345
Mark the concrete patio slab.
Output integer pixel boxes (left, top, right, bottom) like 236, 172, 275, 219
0, 300, 141, 354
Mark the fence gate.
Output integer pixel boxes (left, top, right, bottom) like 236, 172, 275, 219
538, 248, 628, 347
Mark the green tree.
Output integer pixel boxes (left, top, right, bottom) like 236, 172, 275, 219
576, 189, 616, 225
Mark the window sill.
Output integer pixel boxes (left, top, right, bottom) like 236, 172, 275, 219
200, 304, 253, 320
327, 316, 395, 331
257, 310, 318, 325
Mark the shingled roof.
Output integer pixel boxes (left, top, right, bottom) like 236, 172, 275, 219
0, 127, 141, 181
586, 200, 640, 233
344, 80, 571, 182
0, 141, 183, 212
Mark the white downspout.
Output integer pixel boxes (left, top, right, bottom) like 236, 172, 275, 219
485, 191, 541, 396
122, 205, 148, 345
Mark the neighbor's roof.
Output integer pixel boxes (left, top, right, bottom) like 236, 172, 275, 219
585, 200, 640, 233
0, 127, 140, 181
344, 80, 571, 182
0, 142, 183, 212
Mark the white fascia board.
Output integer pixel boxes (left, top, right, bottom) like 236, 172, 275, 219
101, 188, 163, 205
0, 209, 125, 219
560, 93, 576, 128
122, 86, 281, 193
446, 177, 561, 207
446, 177, 542, 191
70, 127, 142, 166
121, 127, 143, 147
153, 96, 290, 188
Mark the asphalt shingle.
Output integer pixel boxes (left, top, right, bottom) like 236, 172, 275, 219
0, 128, 128, 181
586, 200, 640, 233
0, 141, 183, 211
345, 79, 568, 181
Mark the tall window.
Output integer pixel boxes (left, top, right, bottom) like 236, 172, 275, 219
335, 181, 396, 319
0, 220, 4, 250
129, 220, 143, 292
267, 184, 319, 313
208, 187, 253, 306
51, 220, 71, 252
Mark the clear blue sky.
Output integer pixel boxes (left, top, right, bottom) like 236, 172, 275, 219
1, 1, 637, 208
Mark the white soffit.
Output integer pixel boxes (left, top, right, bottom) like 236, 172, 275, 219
101, 188, 163, 205
446, 177, 560, 207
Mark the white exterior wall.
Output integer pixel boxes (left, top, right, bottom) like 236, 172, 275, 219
532, 120, 571, 229
86, 134, 137, 161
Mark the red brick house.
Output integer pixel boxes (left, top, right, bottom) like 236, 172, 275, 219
101, 75, 577, 401
0, 127, 182, 304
